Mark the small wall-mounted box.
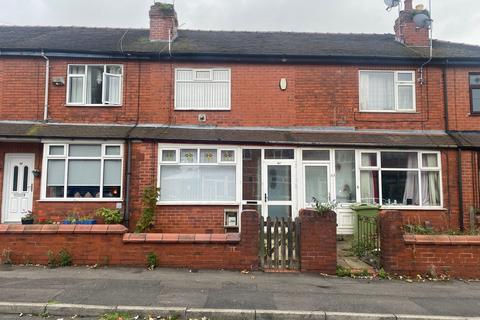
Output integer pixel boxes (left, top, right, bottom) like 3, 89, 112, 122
224, 209, 239, 228
52, 77, 65, 86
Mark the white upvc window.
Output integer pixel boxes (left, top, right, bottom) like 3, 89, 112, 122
67, 64, 123, 106
174, 68, 231, 110
42, 143, 123, 200
358, 150, 442, 208
158, 145, 240, 204
359, 70, 416, 112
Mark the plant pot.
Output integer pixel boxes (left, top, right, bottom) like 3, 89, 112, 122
21, 219, 34, 225
78, 220, 97, 225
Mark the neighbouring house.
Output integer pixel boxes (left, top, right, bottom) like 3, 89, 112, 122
0, 0, 479, 239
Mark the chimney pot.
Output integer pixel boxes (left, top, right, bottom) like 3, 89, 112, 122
149, 2, 178, 42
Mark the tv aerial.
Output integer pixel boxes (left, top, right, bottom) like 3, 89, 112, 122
384, 0, 401, 11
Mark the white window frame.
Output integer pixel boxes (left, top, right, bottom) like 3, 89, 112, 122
359, 70, 416, 113
66, 64, 124, 106
40, 141, 124, 202
174, 68, 232, 111
157, 144, 241, 205
356, 150, 443, 209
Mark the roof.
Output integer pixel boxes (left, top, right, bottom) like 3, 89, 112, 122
1, 26, 480, 61
449, 132, 480, 149
0, 122, 458, 149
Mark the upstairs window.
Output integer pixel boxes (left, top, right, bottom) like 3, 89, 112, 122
67, 65, 123, 106
359, 71, 416, 112
470, 73, 480, 114
175, 68, 231, 110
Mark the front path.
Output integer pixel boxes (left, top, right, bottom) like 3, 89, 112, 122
0, 266, 479, 317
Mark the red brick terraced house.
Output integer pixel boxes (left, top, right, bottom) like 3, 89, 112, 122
0, 0, 480, 237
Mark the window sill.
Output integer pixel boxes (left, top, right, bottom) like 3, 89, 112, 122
174, 108, 231, 112
38, 198, 123, 203
65, 104, 123, 108
380, 206, 446, 211
468, 113, 480, 117
358, 110, 418, 114
157, 201, 239, 206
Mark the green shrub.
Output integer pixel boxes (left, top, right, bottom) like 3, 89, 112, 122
58, 249, 73, 267
312, 197, 337, 215
135, 186, 160, 233
378, 268, 389, 279
47, 250, 58, 268
336, 265, 352, 277
146, 252, 158, 269
96, 208, 123, 224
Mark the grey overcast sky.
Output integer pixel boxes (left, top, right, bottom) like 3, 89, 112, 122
0, 0, 479, 45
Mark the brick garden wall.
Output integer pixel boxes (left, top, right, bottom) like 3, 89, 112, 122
0, 210, 259, 270
380, 210, 480, 278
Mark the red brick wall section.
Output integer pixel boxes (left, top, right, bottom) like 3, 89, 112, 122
0, 210, 259, 270
298, 209, 337, 274
380, 210, 480, 278
0, 56, 457, 132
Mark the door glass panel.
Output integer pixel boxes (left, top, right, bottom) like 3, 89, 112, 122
242, 149, 262, 201
267, 165, 291, 201
264, 149, 294, 160
305, 166, 328, 204
268, 205, 291, 219
335, 150, 357, 203
12, 166, 18, 192
23, 166, 29, 192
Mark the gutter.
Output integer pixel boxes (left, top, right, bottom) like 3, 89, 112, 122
2, 49, 480, 67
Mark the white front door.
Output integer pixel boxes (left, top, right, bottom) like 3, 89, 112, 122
2, 154, 35, 223
263, 161, 296, 219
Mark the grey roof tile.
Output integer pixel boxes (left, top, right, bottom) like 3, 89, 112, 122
1, 26, 480, 59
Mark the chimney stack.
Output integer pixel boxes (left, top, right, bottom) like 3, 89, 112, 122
394, 0, 430, 47
149, 2, 178, 42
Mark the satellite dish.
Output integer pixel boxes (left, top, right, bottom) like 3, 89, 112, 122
384, 0, 400, 8
413, 13, 432, 29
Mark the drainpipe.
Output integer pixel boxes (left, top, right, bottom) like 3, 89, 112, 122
443, 60, 465, 231
41, 51, 50, 122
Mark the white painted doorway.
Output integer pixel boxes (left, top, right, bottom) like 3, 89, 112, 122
2, 154, 35, 223
262, 159, 297, 219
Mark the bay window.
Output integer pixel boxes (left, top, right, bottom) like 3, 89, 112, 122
67, 64, 123, 106
158, 146, 239, 203
358, 151, 441, 207
359, 71, 416, 112
43, 143, 123, 200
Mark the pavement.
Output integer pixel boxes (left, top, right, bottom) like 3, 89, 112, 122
0, 266, 479, 319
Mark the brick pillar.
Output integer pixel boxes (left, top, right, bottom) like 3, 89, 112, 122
379, 210, 408, 274
240, 210, 260, 270
299, 209, 336, 274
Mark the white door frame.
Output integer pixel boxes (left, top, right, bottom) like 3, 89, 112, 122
1, 153, 35, 223
262, 158, 297, 218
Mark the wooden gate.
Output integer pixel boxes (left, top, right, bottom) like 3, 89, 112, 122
259, 216, 301, 271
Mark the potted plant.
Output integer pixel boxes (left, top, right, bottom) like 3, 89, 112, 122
62, 213, 78, 225
96, 208, 122, 224
21, 212, 34, 225
77, 215, 97, 225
